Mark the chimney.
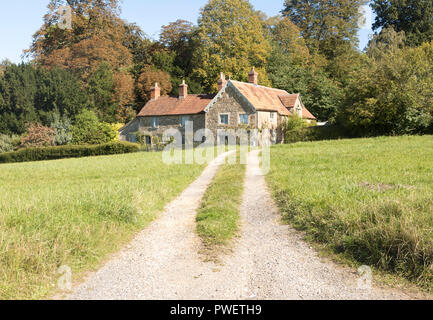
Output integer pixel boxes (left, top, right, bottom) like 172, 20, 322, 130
217, 72, 227, 91
150, 83, 160, 100
248, 67, 258, 85
179, 80, 188, 99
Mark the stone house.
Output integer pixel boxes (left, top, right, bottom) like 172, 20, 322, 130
119, 68, 316, 144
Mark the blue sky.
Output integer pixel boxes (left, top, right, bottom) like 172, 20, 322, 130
0, 0, 374, 63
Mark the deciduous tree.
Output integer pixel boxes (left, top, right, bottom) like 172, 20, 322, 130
371, 0, 433, 46
192, 0, 271, 91
282, 0, 367, 60
338, 29, 433, 135
136, 65, 172, 102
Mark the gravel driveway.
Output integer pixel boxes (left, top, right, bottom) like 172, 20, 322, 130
65, 150, 413, 300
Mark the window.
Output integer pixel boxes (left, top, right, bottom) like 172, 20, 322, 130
239, 114, 249, 125
219, 114, 229, 125
181, 116, 190, 127
152, 117, 159, 128
145, 136, 152, 145
270, 113, 276, 121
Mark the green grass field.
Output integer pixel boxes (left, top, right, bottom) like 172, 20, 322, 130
267, 135, 433, 290
197, 152, 246, 256
0, 152, 205, 299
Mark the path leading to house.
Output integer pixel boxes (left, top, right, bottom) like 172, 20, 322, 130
65, 150, 414, 300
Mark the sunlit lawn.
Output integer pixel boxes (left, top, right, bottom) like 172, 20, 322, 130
0, 151, 205, 299
267, 135, 433, 290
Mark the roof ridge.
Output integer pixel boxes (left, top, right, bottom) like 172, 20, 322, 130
229, 80, 288, 93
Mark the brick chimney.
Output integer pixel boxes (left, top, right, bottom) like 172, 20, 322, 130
217, 72, 227, 91
248, 67, 258, 85
150, 83, 160, 100
179, 80, 188, 99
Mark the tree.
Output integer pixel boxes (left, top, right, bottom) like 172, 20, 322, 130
267, 45, 343, 121
50, 113, 73, 146
19, 123, 56, 148
113, 71, 135, 122
338, 29, 433, 135
86, 63, 116, 123
282, 0, 367, 60
267, 16, 311, 67
371, 0, 433, 46
192, 0, 272, 91
71, 110, 116, 145
27, 0, 134, 123
136, 65, 172, 103
0, 59, 12, 78
0, 63, 88, 134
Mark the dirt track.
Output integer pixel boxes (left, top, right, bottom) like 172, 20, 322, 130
65, 150, 412, 300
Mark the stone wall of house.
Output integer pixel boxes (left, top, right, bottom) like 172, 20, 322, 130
139, 114, 206, 140
120, 114, 206, 143
119, 118, 140, 141
205, 85, 256, 143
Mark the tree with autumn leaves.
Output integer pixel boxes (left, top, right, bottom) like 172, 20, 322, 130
27, 0, 135, 123
1, 0, 432, 138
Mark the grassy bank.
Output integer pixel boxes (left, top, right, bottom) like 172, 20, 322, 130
0, 152, 205, 299
267, 135, 433, 290
197, 152, 246, 256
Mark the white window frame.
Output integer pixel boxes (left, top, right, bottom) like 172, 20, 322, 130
219, 113, 229, 125
239, 113, 249, 125
152, 117, 159, 128
181, 116, 190, 127
270, 112, 276, 122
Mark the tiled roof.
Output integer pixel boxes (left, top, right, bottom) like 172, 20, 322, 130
278, 94, 300, 108
137, 94, 215, 117
280, 93, 317, 120
301, 107, 316, 120
230, 81, 291, 116
136, 80, 316, 120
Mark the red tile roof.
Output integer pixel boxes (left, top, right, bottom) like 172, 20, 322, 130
279, 93, 317, 120
230, 81, 291, 116
137, 94, 215, 117
136, 80, 316, 120
279, 94, 299, 108
301, 107, 316, 120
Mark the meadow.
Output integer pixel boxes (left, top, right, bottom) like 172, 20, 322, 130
267, 135, 433, 290
0, 152, 205, 299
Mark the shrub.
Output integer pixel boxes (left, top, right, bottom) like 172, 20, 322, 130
19, 123, 55, 148
50, 114, 73, 146
283, 116, 311, 143
110, 123, 125, 142
282, 115, 352, 144
0, 134, 20, 153
71, 110, 116, 145
0, 142, 140, 164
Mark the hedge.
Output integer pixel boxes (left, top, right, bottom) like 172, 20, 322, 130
0, 142, 140, 164
285, 125, 351, 144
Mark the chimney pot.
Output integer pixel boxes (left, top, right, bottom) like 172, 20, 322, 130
150, 82, 160, 100
179, 80, 188, 99
217, 72, 227, 91
248, 67, 258, 85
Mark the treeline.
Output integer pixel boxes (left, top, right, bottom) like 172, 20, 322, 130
0, 0, 432, 139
